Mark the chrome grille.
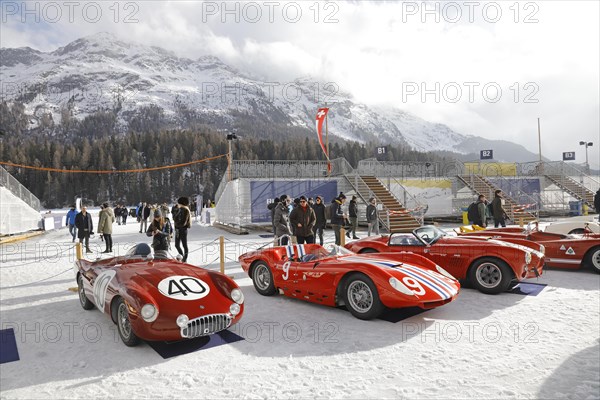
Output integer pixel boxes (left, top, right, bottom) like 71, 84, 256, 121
180, 314, 233, 339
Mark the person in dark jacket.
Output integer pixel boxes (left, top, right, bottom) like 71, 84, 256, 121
138, 202, 150, 233
492, 190, 508, 227
274, 194, 292, 245
147, 209, 169, 251
267, 197, 281, 237
65, 205, 78, 242
290, 196, 316, 244
174, 197, 192, 262
75, 206, 94, 253
346, 195, 359, 239
312, 196, 327, 245
366, 197, 379, 236
595, 189, 600, 212
121, 206, 128, 225
330, 193, 347, 245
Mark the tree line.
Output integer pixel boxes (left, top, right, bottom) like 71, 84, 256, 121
0, 101, 453, 208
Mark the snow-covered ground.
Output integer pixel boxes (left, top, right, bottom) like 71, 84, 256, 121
1, 219, 599, 399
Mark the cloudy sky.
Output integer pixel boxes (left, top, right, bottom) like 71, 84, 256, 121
1, 0, 599, 169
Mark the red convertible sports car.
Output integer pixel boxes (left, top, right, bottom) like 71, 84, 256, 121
345, 226, 545, 294
238, 243, 460, 320
75, 244, 245, 346
457, 222, 600, 273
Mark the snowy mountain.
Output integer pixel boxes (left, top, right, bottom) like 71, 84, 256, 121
0, 32, 539, 161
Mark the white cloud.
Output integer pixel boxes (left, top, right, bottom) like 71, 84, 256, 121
1, 0, 598, 168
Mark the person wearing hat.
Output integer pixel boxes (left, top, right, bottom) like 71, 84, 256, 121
330, 193, 347, 245
146, 209, 169, 251
65, 205, 78, 242
98, 202, 115, 253
347, 195, 360, 240
290, 195, 316, 244
174, 196, 192, 262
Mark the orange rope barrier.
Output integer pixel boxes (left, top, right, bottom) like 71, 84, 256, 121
0, 154, 228, 174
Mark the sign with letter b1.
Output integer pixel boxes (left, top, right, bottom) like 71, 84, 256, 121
562, 152, 575, 161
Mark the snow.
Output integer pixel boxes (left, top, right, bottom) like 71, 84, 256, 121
1, 218, 599, 399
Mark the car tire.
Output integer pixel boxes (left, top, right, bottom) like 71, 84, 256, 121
358, 248, 378, 254
584, 246, 600, 273
115, 298, 141, 347
78, 274, 94, 310
252, 261, 277, 296
341, 273, 384, 320
468, 257, 513, 294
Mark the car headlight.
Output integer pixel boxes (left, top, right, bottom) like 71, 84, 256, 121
435, 265, 456, 280
141, 304, 158, 322
539, 244, 545, 255
231, 288, 244, 304
176, 314, 189, 328
525, 252, 532, 264
229, 303, 241, 316
389, 277, 414, 296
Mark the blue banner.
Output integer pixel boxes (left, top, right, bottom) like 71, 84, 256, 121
250, 181, 338, 223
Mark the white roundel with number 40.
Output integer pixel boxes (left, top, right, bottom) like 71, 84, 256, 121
158, 276, 210, 300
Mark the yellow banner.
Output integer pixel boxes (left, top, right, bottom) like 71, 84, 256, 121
464, 162, 517, 177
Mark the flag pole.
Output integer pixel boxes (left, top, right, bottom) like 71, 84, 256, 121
325, 102, 330, 176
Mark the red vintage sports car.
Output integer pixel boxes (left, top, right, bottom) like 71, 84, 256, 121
345, 226, 545, 294
75, 244, 245, 346
238, 243, 460, 320
457, 222, 600, 273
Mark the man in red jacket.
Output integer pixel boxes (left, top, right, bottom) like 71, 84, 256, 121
290, 196, 316, 244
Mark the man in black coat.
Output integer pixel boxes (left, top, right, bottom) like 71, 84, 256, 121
312, 196, 326, 245
594, 189, 600, 213
75, 206, 94, 253
330, 193, 347, 246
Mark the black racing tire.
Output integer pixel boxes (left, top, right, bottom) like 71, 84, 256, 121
251, 261, 277, 296
358, 248, 379, 254
341, 273, 384, 320
584, 246, 600, 273
115, 298, 141, 347
568, 228, 586, 235
77, 274, 94, 310
468, 257, 513, 294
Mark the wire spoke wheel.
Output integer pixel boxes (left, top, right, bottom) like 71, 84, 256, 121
347, 281, 373, 312
118, 302, 132, 340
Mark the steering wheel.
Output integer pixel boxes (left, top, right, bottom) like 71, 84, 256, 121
421, 233, 430, 242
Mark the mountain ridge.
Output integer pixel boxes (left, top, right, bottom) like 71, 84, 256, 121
0, 32, 541, 163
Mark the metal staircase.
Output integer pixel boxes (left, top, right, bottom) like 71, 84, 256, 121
544, 175, 595, 207
345, 174, 422, 233
457, 174, 537, 223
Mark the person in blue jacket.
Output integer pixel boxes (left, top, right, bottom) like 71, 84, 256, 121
65, 205, 78, 242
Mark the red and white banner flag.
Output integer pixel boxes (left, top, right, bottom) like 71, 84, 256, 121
315, 107, 329, 160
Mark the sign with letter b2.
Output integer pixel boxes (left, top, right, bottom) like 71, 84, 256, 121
480, 150, 493, 160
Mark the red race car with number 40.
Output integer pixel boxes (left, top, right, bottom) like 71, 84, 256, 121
238, 243, 460, 320
75, 244, 245, 346
345, 226, 545, 294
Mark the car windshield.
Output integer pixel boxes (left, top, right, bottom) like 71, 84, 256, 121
299, 244, 355, 262
124, 244, 177, 260
412, 226, 446, 245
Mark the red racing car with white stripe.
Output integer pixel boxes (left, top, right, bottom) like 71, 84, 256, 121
238, 244, 460, 320
457, 222, 600, 273
345, 226, 545, 294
